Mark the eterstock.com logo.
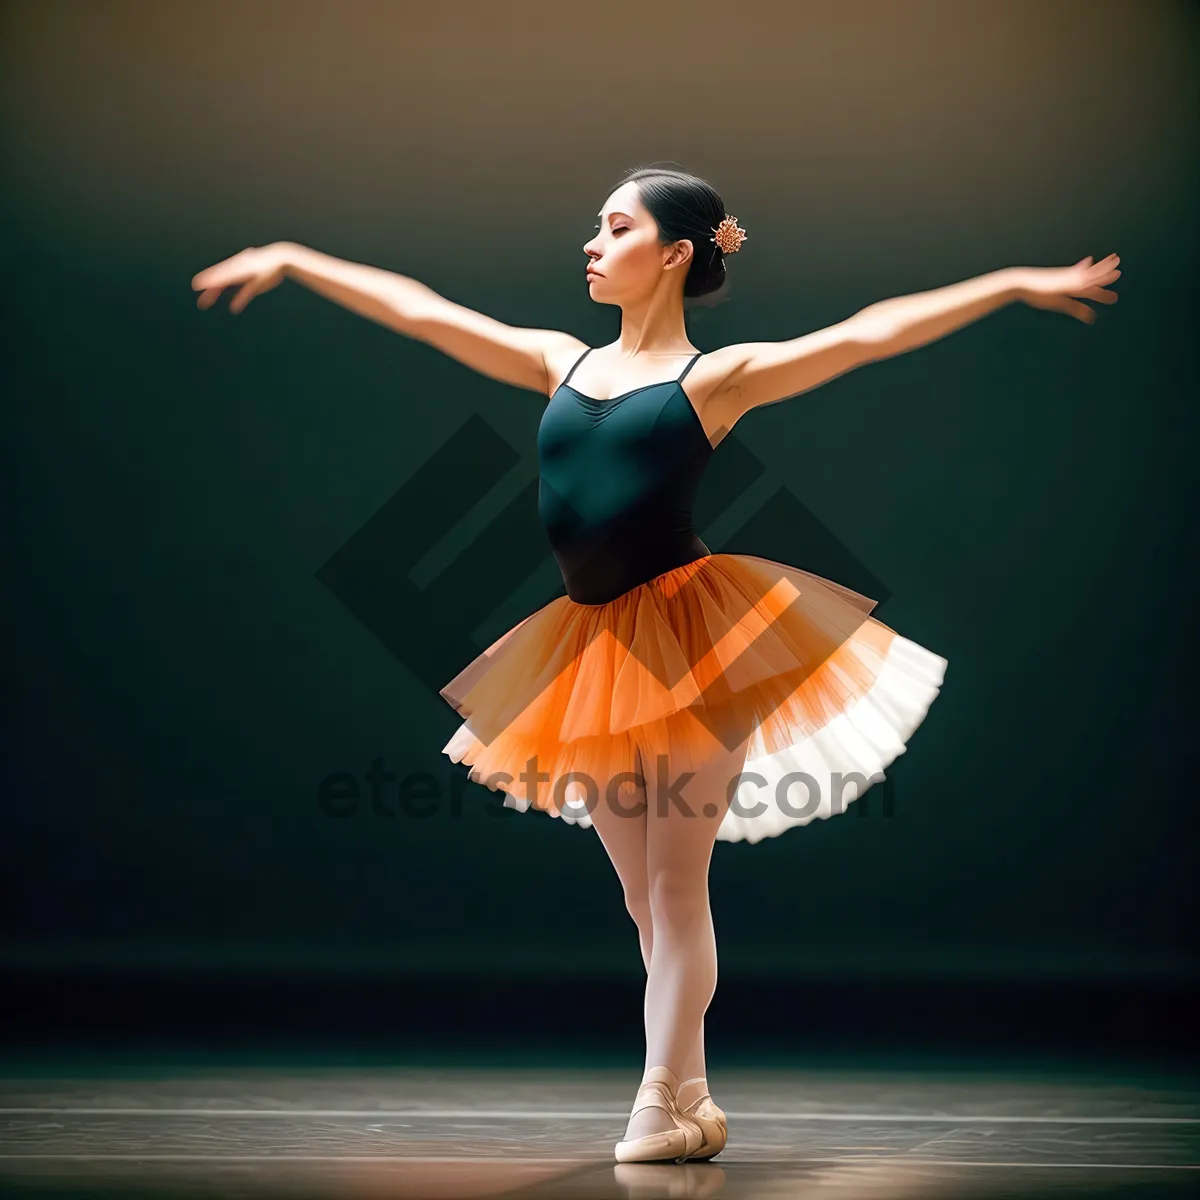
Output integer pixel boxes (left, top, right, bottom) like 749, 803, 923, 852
313, 410, 897, 780
316, 755, 898, 823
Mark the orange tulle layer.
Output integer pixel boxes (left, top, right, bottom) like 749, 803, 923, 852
440, 553, 947, 841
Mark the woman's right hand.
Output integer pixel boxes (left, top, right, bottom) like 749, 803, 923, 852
192, 242, 294, 314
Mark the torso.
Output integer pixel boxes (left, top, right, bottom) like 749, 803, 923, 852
537, 347, 717, 605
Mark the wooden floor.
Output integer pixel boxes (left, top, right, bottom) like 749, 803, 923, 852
1, 1058, 1197, 1198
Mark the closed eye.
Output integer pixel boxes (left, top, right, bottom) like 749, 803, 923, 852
594, 224, 628, 234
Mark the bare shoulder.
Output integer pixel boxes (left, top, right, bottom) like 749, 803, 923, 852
688, 326, 878, 431
542, 334, 593, 397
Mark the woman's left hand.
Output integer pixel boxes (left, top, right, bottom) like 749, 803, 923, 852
1015, 255, 1121, 323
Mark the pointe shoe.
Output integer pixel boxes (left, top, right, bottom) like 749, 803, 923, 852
675, 1076, 728, 1161
614, 1065, 705, 1164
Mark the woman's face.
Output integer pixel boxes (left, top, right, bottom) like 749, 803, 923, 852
582, 182, 692, 303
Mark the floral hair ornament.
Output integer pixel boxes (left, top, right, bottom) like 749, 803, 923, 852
711, 215, 747, 254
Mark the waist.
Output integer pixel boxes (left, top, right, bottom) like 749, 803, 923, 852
551, 526, 710, 606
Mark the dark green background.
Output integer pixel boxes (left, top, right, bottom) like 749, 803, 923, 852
2, 0, 1195, 995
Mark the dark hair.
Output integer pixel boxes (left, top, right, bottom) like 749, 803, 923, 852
613, 165, 733, 309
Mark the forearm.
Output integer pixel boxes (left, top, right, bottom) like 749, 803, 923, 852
280, 243, 440, 334
851, 267, 1026, 358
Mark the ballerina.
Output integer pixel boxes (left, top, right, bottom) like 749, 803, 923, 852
193, 165, 1119, 1162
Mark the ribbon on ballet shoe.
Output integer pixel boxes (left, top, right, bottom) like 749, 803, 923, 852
675, 1076, 727, 1161
642, 1065, 681, 1089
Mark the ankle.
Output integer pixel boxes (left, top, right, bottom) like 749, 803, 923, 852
639, 1064, 681, 1089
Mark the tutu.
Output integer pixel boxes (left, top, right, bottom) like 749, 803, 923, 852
440, 552, 947, 844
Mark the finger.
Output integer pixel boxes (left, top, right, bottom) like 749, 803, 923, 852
1050, 295, 1089, 320
1076, 255, 1094, 269
230, 281, 257, 314
1082, 286, 1119, 305
194, 269, 240, 292
194, 248, 260, 290
197, 287, 226, 310
191, 262, 233, 289
1071, 300, 1096, 323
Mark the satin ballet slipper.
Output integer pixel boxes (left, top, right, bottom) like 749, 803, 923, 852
614, 1065, 705, 1164
675, 1076, 728, 1161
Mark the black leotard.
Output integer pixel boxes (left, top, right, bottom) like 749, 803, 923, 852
536, 347, 714, 605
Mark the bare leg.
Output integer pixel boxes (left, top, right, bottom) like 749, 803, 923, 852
589, 739, 743, 1141
642, 737, 747, 1096
587, 748, 670, 1141
587, 748, 653, 966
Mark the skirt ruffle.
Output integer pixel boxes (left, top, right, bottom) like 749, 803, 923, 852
440, 553, 947, 844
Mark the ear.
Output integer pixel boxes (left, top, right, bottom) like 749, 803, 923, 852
665, 238, 694, 271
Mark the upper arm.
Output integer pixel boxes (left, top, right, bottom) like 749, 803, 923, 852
704, 319, 882, 426
405, 291, 585, 397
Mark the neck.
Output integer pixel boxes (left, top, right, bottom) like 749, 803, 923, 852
614, 277, 693, 357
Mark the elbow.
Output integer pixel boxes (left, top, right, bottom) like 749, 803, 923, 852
845, 312, 897, 351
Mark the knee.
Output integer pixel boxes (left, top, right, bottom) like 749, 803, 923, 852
649, 867, 708, 927
624, 886, 652, 934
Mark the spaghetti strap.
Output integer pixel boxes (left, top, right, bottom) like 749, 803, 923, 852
677, 351, 702, 384
561, 347, 592, 389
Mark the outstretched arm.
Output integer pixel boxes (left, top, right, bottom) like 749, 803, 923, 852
703, 254, 1121, 429
853, 254, 1121, 356
191, 241, 583, 396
